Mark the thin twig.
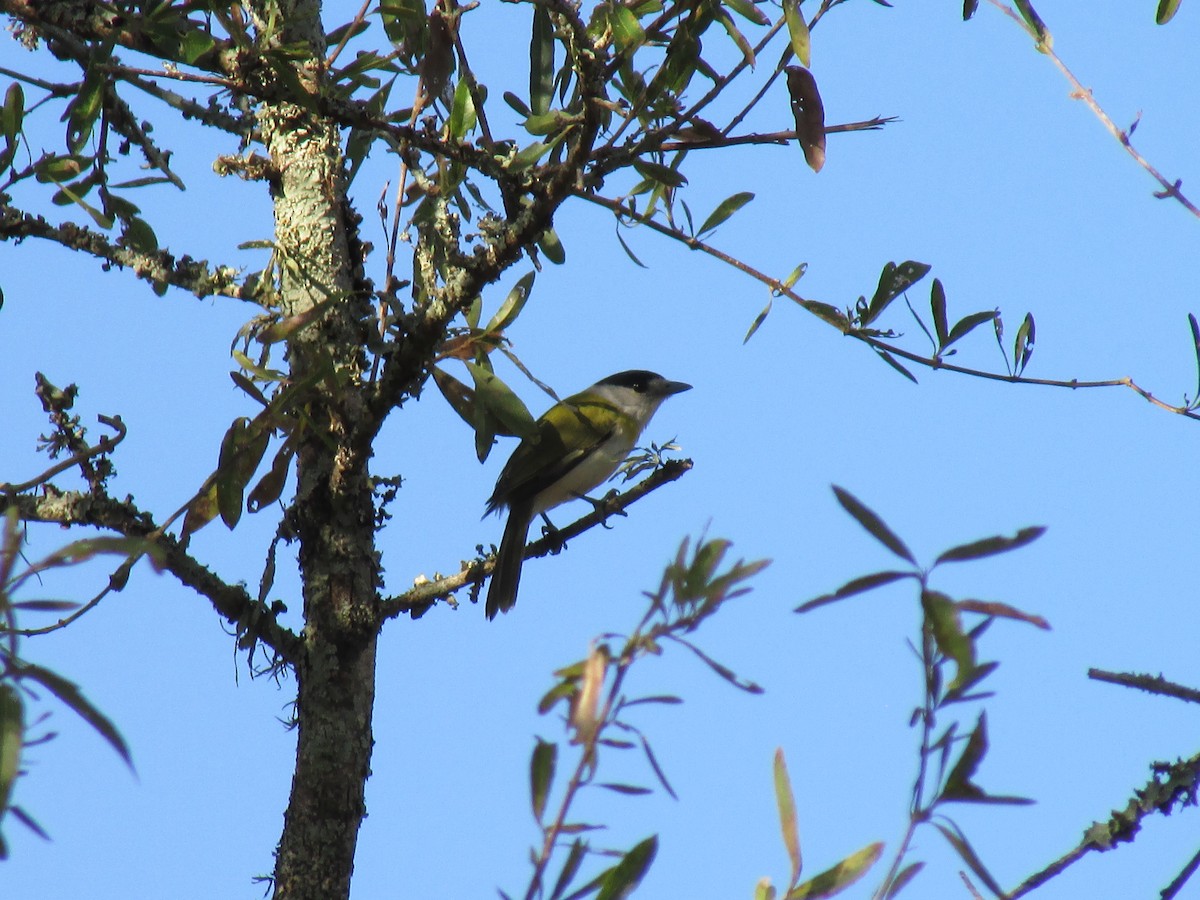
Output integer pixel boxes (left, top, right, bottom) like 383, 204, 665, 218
1088, 669, 1200, 705
576, 189, 1200, 423
985, 0, 1199, 219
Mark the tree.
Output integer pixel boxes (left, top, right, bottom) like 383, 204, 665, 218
2, 2, 1198, 899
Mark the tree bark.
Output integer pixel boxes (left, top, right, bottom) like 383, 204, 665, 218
251, 5, 381, 897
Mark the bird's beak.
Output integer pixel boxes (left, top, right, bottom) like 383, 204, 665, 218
663, 380, 692, 396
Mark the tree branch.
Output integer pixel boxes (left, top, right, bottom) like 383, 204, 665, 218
0, 489, 303, 664
1008, 753, 1200, 898
985, 0, 1200, 219
0, 201, 267, 304
1088, 668, 1200, 705
577, 189, 1200, 423
378, 458, 693, 621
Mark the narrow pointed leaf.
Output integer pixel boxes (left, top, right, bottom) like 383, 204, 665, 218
17, 662, 132, 767
943, 310, 998, 350
465, 362, 539, 440
783, 0, 811, 67
934, 526, 1045, 565
1013, 0, 1052, 49
962, 0, 980, 20
550, 839, 588, 900
699, 191, 755, 236
774, 748, 802, 889
956, 599, 1050, 630
1157, 0, 1182, 24
530, 738, 557, 823
832, 487, 915, 563
933, 821, 1004, 897
931, 278, 948, 346
884, 861, 925, 898
744, 299, 773, 344
874, 349, 918, 383
922, 590, 975, 689
785, 841, 884, 899
0, 685, 22, 815
530, 6, 554, 115
796, 570, 913, 613
486, 271, 536, 333
941, 712, 987, 800
596, 835, 658, 900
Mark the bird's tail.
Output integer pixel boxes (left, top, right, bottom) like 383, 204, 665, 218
486, 503, 532, 620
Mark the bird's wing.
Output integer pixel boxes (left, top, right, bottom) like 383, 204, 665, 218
486, 396, 619, 513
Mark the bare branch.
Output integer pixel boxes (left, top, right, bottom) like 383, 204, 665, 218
0, 202, 266, 304
1088, 668, 1200, 705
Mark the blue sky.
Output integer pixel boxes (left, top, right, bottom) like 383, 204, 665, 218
3, 3, 1199, 898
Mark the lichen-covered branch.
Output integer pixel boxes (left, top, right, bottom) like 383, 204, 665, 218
0, 202, 266, 303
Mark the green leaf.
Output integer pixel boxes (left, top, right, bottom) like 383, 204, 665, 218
962, 0, 980, 20
698, 191, 754, 235
725, 0, 771, 26
922, 590, 975, 689
874, 349, 917, 384
17, 662, 132, 768
247, 440, 295, 513
1157, 0, 1183, 24
530, 738, 556, 823
65, 73, 105, 154
831, 487, 915, 563
1012, 312, 1035, 375
934, 526, 1045, 566
633, 159, 688, 188
598, 782, 652, 795
785, 841, 884, 899
955, 599, 1050, 631
448, 78, 477, 140
549, 839, 587, 900
537, 227, 566, 265
716, 9, 756, 67
610, 5, 647, 51
796, 570, 914, 614
0, 685, 23, 817
864, 261, 931, 325
943, 310, 998, 350
596, 835, 658, 900
464, 363, 539, 440
529, 5, 554, 115
123, 217, 159, 254
933, 820, 1004, 897
774, 748, 802, 890
744, 299, 772, 344
615, 227, 647, 268
216, 417, 271, 529
883, 861, 924, 898
1013, 0, 1051, 49
431, 366, 478, 430
182, 481, 220, 540
486, 270, 536, 333
2, 82, 24, 148
930, 279, 948, 347
941, 711, 988, 801
783, 0, 811, 67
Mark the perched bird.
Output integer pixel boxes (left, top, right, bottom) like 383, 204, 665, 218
484, 370, 692, 619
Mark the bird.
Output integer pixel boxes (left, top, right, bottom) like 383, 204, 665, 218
484, 370, 692, 619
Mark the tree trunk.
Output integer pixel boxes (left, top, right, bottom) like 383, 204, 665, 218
252, 5, 381, 897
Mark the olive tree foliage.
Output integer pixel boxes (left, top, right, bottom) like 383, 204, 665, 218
0, 1, 1197, 899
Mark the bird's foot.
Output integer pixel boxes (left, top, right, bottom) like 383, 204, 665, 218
539, 513, 567, 555
581, 489, 628, 529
